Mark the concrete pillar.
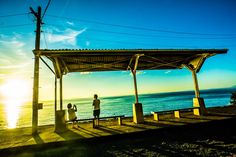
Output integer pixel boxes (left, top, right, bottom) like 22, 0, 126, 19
133, 103, 144, 123
129, 54, 144, 124
118, 117, 122, 125
174, 110, 180, 118
153, 113, 159, 121
131, 70, 144, 123
193, 97, 206, 115
55, 110, 67, 133
55, 75, 67, 132
185, 64, 207, 116
191, 70, 207, 115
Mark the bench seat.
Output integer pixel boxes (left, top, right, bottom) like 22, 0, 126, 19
151, 107, 200, 121
66, 115, 125, 127
98, 115, 125, 125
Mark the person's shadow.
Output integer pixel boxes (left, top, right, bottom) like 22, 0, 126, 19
56, 129, 85, 141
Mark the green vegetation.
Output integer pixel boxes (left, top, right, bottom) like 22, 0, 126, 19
230, 92, 236, 105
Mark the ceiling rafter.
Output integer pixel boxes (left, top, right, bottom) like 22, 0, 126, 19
38, 49, 227, 78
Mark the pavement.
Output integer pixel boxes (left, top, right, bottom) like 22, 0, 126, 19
0, 106, 235, 151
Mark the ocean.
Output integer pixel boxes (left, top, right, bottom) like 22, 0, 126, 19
0, 88, 235, 130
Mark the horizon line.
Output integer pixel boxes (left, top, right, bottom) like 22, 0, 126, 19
37, 86, 236, 102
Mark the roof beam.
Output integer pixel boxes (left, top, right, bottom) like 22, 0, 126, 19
127, 54, 144, 71
186, 54, 208, 72
61, 59, 69, 75
39, 56, 55, 75
38, 49, 227, 73
53, 57, 62, 78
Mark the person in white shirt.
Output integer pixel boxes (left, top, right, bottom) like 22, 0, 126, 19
67, 103, 77, 128
92, 94, 100, 127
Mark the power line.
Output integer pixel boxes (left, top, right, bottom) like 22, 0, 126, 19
42, 31, 48, 48
83, 37, 158, 47
42, 23, 233, 48
0, 23, 33, 28
0, 13, 28, 18
46, 14, 236, 37
44, 23, 236, 40
42, 31, 224, 48
77, 36, 229, 48
42, 31, 157, 46
88, 28, 236, 40
42, 0, 52, 20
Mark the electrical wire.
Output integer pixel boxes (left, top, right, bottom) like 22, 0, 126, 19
78, 36, 228, 48
46, 14, 236, 37
0, 23, 33, 28
42, 0, 52, 20
0, 13, 28, 18
42, 31, 226, 48
44, 23, 236, 40
42, 31, 48, 48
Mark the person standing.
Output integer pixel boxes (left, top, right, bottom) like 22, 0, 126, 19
92, 94, 100, 127
67, 103, 77, 128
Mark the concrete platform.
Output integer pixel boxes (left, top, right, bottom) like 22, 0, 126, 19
0, 106, 235, 151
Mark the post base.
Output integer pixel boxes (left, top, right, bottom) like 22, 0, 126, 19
133, 103, 144, 123
193, 97, 207, 116
55, 110, 67, 133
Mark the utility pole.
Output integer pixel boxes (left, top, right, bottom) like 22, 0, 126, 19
30, 6, 41, 135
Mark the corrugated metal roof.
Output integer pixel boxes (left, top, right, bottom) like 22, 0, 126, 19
36, 49, 228, 78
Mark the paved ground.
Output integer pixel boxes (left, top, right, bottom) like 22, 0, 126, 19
0, 106, 236, 156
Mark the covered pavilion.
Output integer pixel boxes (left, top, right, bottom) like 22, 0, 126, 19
32, 48, 227, 133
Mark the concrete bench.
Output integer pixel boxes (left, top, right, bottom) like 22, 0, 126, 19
151, 107, 200, 121
66, 115, 125, 128
97, 115, 125, 126
66, 118, 94, 126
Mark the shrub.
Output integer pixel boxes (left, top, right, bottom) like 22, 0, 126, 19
230, 92, 236, 105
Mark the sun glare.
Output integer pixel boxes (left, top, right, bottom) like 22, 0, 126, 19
0, 79, 30, 102
0, 79, 31, 129
5, 100, 20, 129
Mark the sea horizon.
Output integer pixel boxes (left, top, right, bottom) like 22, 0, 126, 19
0, 87, 235, 130
38, 86, 236, 103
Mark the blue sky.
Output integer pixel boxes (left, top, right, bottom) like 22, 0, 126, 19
0, 0, 236, 100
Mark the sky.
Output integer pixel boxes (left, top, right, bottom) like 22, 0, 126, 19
0, 0, 236, 101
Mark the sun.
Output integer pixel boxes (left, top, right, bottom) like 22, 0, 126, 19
0, 79, 31, 102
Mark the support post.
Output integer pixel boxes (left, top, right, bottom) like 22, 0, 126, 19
55, 75, 67, 133
184, 64, 206, 115
60, 75, 63, 110
174, 110, 180, 118
54, 76, 57, 125
31, 6, 41, 135
132, 70, 139, 103
32, 53, 39, 135
129, 54, 144, 124
191, 70, 200, 98
153, 113, 159, 121
118, 117, 122, 125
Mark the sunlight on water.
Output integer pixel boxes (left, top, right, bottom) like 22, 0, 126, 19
5, 100, 21, 129
0, 78, 30, 129
0, 88, 233, 129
